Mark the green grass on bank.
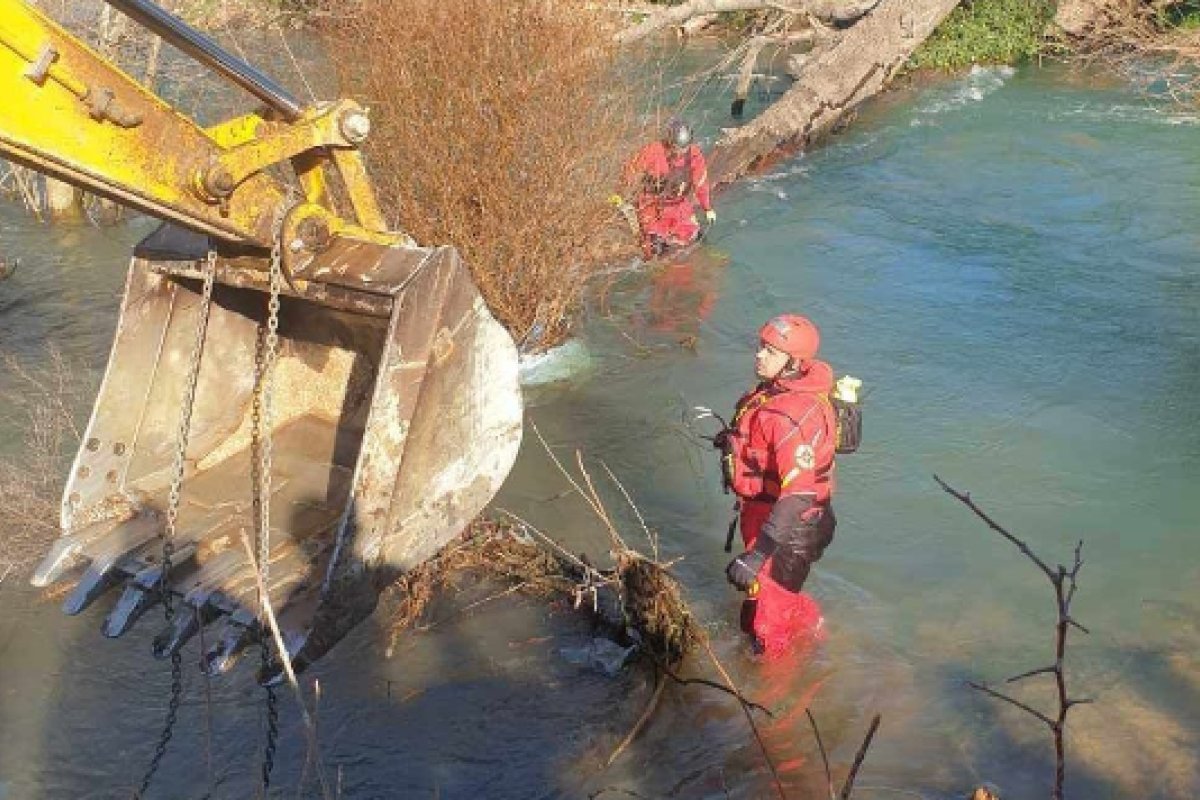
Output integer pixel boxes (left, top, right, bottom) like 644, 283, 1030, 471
1156, 0, 1200, 29
909, 0, 1055, 71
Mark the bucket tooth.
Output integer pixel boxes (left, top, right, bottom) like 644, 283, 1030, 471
151, 605, 216, 659
100, 542, 199, 636
34, 513, 161, 588
62, 557, 127, 616
201, 621, 254, 676
33, 523, 119, 588
103, 583, 155, 638
59, 518, 168, 615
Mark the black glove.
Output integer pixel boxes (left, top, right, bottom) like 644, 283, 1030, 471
726, 549, 767, 591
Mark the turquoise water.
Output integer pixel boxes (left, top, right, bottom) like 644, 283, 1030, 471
508, 63, 1200, 797
1, 64, 1197, 798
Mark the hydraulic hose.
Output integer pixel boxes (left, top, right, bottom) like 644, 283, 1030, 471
103, 0, 305, 121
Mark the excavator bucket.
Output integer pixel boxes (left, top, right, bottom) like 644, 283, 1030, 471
31, 227, 523, 679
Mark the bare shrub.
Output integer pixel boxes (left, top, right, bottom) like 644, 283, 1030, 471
1059, 0, 1200, 102
0, 349, 89, 577
319, 0, 645, 349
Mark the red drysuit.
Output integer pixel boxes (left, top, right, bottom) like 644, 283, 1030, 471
726, 360, 838, 657
626, 141, 712, 257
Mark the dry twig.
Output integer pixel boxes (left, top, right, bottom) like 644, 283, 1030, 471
606, 669, 667, 766
839, 713, 881, 800
1059, 0, 1200, 103
320, 0, 645, 350
0, 349, 89, 576
237, 532, 333, 800
936, 475, 1092, 800
805, 708, 836, 799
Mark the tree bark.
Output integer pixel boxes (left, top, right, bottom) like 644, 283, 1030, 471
708, 0, 960, 186
615, 0, 879, 44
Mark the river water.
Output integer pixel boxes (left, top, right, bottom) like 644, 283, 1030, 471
1, 64, 1197, 799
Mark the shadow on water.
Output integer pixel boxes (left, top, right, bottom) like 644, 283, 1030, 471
916, 652, 1199, 800
0, 548, 659, 798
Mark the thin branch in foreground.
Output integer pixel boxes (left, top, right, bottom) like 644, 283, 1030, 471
933, 475, 1054, 579
656, 660, 773, 717
804, 708, 836, 800
700, 637, 788, 800
607, 669, 666, 766
936, 475, 1090, 800
600, 459, 658, 561
838, 714, 881, 800
966, 682, 1054, 728
238, 533, 333, 800
1005, 665, 1057, 684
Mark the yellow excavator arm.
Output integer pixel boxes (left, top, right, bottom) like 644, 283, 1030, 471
0, 0, 391, 252
1, 0, 523, 681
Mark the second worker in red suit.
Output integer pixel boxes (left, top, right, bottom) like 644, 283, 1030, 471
721, 314, 838, 657
624, 117, 715, 259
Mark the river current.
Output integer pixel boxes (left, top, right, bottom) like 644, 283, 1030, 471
1, 64, 1197, 798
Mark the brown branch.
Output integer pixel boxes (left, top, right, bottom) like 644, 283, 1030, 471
940, 476, 1091, 800
804, 708, 836, 800
1005, 666, 1057, 684
838, 713, 881, 800
607, 669, 667, 766
600, 460, 651, 555
934, 475, 1056, 579
700, 637, 788, 799
967, 682, 1054, 728
616, 0, 806, 44
657, 661, 773, 716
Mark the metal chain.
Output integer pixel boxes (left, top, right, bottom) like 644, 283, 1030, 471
259, 234, 282, 594
135, 251, 216, 799
261, 683, 280, 791
253, 223, 286, 795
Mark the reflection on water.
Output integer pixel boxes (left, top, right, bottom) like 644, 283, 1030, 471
1, 63, 1198, 798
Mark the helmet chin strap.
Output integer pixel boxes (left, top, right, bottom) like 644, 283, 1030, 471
774, 359, 806, 381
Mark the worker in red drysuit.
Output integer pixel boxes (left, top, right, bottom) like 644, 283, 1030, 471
719, 314, 838, 657
622, 117, 715, 258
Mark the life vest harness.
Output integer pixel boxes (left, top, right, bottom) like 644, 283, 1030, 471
642, 147, 694, 202
720, 383, 834, 503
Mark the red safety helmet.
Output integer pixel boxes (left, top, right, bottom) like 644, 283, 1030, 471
662, 116, 692, 150
759, 314, 820, 362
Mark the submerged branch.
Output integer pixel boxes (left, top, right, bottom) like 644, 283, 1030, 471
607, 670, 667, 766
839, 713, 882, 800
966, 681, 1055, 728
805, 708, 836, 800
940, 476, 1090, 800
934, 475, 1056, 578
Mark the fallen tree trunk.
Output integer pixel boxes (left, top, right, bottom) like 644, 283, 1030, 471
615, 0, 880, 44
708, 0, 961, 186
